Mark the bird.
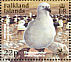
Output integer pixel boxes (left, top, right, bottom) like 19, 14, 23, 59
24, 2, 68, 58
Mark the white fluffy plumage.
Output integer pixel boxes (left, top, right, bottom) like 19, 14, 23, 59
24, 2, 56, 49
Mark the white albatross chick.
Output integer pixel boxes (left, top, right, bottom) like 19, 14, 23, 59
24, 2, 68, 58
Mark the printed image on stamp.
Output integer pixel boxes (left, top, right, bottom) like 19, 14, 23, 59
0, 0, 70, 62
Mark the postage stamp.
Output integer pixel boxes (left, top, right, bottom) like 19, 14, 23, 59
0, 0, 70, 62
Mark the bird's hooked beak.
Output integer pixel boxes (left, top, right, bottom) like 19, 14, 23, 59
44, 7, 51, 13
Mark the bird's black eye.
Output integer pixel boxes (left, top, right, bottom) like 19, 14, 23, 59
42, 6, 45, 8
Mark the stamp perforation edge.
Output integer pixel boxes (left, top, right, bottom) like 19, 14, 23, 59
0, 0, 1, 61
1, 58, 70, 61
1, 0, 69, 1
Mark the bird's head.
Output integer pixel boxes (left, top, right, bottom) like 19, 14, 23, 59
38, 2, 51, 13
